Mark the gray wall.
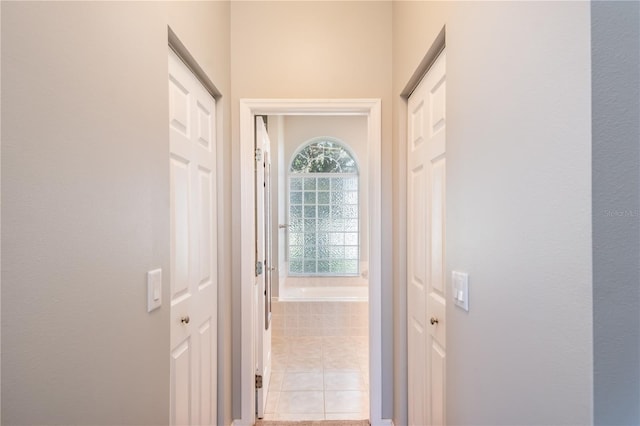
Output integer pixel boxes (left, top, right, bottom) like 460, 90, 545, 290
392, 2, 593, 425
1, 2, 233, 424
592, 2, 640, 425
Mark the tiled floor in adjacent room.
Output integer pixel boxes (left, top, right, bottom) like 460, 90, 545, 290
263, 335, 369, 421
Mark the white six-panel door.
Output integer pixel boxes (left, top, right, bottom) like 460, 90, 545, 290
407, 50, 446, 426
255, 117, 273, 419
168, 48, 217, 426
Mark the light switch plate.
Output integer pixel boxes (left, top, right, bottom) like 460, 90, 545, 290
147, 269, 162, 312
452, 271, 469, 311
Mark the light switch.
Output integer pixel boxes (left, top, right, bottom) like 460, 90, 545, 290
452, 271, 469, 312
147, 269, 162, 312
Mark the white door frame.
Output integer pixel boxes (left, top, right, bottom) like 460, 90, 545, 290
237, 98, 384, 426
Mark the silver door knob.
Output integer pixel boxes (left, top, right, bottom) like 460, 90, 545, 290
181, 316, 190, 325
278, 224, 289, 229
430, 317, 439, 325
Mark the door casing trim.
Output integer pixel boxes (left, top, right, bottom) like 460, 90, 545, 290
236, 98, 383, 425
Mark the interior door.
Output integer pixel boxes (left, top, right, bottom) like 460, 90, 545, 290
407, 50, 446, 426
255, 116, 273, 419
168, 48, 217, 426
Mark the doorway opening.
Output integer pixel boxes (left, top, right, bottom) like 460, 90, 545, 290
267, 115, 369, 421
238, 99, 382, 425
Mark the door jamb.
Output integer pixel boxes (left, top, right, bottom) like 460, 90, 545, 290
237, 98, 384, 426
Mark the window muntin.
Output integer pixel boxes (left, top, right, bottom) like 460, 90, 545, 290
288, 139, 359, 276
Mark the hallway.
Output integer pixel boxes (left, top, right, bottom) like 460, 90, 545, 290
2, 1, 636, 425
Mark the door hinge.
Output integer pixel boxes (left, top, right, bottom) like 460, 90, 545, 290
255, 148, 263, 163
255, 261, 263, 276
255, 374, 263, 389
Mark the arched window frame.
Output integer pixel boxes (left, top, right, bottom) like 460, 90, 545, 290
287, 137, 360, 277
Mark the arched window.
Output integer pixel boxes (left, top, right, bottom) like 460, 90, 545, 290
288, 138, 359, 276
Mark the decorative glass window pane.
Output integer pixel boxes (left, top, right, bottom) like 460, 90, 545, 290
345, 219, 358, 232
290, 260, 303, 273
330, 246, 345, 258
290, 219, 303, 232
290, 191, 302, 204
317, 192, 330, 205
317, 178, 331, 190
304, 260, 317, 273
318, 245, 331, 258
345, 246, 358, 259
304, 206, 316, 218
331, 206, 344, 219
304, 192, 316, 204
304, 177, 316, 190
329, 219, 344, 232
304, 246, 316, 258
317, 219, 330, 232
318, 206, 330, 218
304, 219, 316, 232
290, 206, 302, 218
344, 191, 358, 204
317, 233, 329, 245
331, 178, 344, 191
344, 177, 358, 191
344, 260, 358, 274
290, 178, 303, 191
345, 233, 358, 245
318, 261, 331, 273
344, 206, 358, 219
290, 246, 303, 259
330, 233, 345, 245
331, 191, 345, 204
330, 260, 345, 273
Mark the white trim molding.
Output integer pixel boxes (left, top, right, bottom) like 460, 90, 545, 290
236, 98, 385, 426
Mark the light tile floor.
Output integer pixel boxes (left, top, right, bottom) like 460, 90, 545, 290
263, 336, 369, 421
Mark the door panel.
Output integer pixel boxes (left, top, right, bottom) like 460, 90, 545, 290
198, 167, 213, 288
169, 76, 190, 137
408, 318, 426, 425
170, 155, 192, 302
407, 50, 446, 426
171, 339, 192, 426
169, 48, 217, 426
196, 100, 213, 150
199, 320, 214, 424
430, 158, 445, 295
430, 340, 446, 425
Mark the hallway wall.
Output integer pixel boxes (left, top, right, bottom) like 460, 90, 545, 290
230, 1, 393, 419
392, 2, 593, 425
1, 2, 232, 424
